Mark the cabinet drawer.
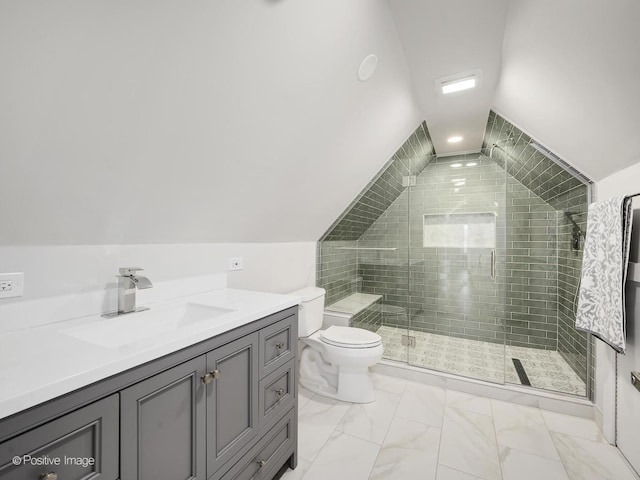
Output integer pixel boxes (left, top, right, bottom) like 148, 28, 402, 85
258, 362, 294, 428
0, 394, 119, 480
259, 318, 294, 378
221, 408, 294, 480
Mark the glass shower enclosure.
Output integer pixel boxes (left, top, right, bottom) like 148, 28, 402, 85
318, 116, 592, 398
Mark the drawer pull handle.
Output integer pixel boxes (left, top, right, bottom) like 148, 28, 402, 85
275, 388, 285, 396
201, 369, 221, 384
257, 459, 267, 468
40, 474, 58, 480
276, 342, 285, 349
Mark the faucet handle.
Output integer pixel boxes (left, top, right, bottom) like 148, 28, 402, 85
119, 267, 144, 276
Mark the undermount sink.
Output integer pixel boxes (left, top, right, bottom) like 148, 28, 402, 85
64, 303, 234, 348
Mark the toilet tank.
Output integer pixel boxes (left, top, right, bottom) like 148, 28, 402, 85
289, 287, 326, 337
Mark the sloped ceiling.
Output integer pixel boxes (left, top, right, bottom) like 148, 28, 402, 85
2, 0, 639, 245
386, 0, 509, 156
0, 0, 422, 244
493, 0, 640, 181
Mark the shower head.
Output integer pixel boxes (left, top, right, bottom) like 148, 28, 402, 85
562, 210, 587, 250
488, 136, 515, 158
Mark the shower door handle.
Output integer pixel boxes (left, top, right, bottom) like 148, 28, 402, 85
490, 249, 496, 281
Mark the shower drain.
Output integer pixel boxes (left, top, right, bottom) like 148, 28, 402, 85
511, 358, 531, 386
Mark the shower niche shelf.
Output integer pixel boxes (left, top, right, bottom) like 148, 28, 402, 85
423, 212, 496, 248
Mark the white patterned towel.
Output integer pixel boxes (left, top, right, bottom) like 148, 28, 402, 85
576, 195, 634, 353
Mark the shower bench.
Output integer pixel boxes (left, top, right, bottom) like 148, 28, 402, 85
325, 292, 383, 332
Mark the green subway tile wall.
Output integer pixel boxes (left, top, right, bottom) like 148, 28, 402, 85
505, 175, 559, 350
482, 111, 592, 389
317, 240, 359, 307
358, 154, 507, 345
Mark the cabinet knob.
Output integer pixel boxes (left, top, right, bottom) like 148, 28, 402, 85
39, 474, 58, 480
201, 369, 221, 384
276, 342, 285, 349
275, 388, 285, 396
257, 459, 266, 469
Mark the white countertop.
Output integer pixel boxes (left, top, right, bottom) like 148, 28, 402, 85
0, 288, 300, 420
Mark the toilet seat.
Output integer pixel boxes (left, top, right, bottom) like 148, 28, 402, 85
320, 326, 382, 349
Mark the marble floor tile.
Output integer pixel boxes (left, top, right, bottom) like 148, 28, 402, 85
298, 385, 315, 412
297, 395, 351, 462
290, 373, 638, 480
492, 400, 560, 460
436, 465, 486, 480
369, 417, 441, 480
499, 446, 569, 480
540, 410, 606, 443
551, 432, 637, 480
336, 389, 401, 445
445, 389, 493, 417
395, 381, 446, 427
300, 430, 379, 480
371, 372, 408, 395
438, 406, 502, 480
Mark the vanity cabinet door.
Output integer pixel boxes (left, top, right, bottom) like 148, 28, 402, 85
120, 356, 207, 480
0, 394, 119, 480
206, 332, 259, 475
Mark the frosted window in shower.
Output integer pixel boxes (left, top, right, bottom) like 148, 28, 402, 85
423, 213, 496, 248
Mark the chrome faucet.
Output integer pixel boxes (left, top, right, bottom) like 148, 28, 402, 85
116, 267, 153, 315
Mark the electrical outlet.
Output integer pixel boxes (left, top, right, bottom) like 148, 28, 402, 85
0, 273, 24, 299
228, 257, 244, 271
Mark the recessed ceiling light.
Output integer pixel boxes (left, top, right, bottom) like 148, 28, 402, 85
454, 181, 465, 187
466, 162, 477, 167
442, 78, 476, 94
448, 136, 463, 143
451, 178, 465, 182
451, 163, 462, 168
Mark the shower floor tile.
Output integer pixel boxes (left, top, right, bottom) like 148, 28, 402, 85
376, 326, 586, 396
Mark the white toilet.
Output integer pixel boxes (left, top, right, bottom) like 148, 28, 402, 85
291, 287, 383, 404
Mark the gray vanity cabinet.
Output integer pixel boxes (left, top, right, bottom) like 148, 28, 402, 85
0, 394, 119, 480
206, 332, 259, 475
0, 306, 298, 480
120, 355, 207, 480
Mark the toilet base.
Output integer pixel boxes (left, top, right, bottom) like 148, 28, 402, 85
299, 346, 377, 404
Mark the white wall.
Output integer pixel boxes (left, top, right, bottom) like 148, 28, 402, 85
0, 242, 316, 333
0, 242, 316, 302
0, 0, 422, 245
594, 160, 640, 442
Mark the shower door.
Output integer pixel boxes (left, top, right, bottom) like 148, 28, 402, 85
406, 154, 507, 383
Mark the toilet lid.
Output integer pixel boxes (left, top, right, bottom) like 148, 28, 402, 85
320, 326, 382, 348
